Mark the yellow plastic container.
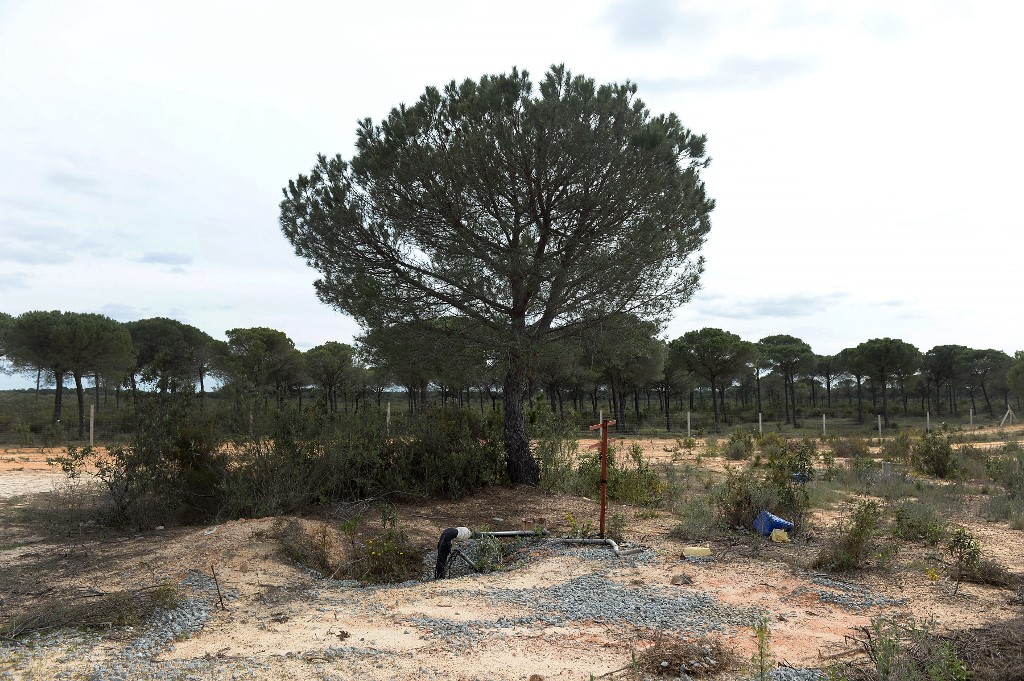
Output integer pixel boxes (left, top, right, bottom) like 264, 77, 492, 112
770, 528, 790, 543
682, 546, 711, 557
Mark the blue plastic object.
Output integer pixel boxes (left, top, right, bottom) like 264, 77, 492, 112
753, 511, 793, 537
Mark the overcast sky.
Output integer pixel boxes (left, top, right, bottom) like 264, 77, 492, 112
2, 0, 1021, 389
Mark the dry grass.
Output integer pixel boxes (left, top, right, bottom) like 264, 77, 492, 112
947, 615, 1024, 681
276, 518, 342, 578
2, 583, 178, 640
963, 557, 1020, 588
633, 632, 740, 677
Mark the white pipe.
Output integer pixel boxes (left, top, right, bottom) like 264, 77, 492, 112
557, 537, 643, 557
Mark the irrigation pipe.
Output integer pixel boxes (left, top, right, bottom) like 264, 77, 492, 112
554, 537, 643, 557
434, 527, 640, 579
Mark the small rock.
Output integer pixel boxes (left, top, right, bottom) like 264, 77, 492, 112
671, 573, 694, 586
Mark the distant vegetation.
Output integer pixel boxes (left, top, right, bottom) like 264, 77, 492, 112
2, 308, 1021, 444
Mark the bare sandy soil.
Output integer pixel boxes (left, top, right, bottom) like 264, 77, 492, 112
1, 441, 1022, 680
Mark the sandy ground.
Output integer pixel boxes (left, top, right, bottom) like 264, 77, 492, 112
1, 442, 1022, 680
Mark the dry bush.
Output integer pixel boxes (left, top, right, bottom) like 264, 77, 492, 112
948, 615, 1024, 681
277, 518, 342, 578
812, 500, 882, 572
2, 584, 178, 640
346, 525, 425, 584
634, 632, 739, 677
964, 558, 1019, 588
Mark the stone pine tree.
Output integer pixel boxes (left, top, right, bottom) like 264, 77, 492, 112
5, 311, 132, 436
1008, 351, 1024, 409
856, 338, 920, 427
758, 335, 813, 426
279, 65, 714, 484
305, 341, 355, 413
0, 311, 10, 355
4, 311, 72, 424
671, 328, 752, 428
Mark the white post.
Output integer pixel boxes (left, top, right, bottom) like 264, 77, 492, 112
926, 411, 930, 432
970, 408, 973, 426
687, 411, 691, 438
386, 402, 391, 432
822, 413, 826, 437
89, 404, 95, 447
878, 414, 882, 443
758, 412, 762, 435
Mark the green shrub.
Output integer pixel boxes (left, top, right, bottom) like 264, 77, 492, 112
574, 443, 665, 506
881, 429, 914, 464
669, 495, 718, 541
766, 438, 815, 485
831, 436, 871, 459
401, 406, 504, 498
534, 410, 582, 493
714, 467, 808, 533
725, 429, 754, 460
222, 405, 503, 518
348, 525, 425, 584
912, 425, 961, 479
978, 493, 1024, 525
948, 526, 981, 595
854, 616, 968, 681
606, 512, 627, 544
812, 500, 882, 572
986, 446, 1024, 497
471, 532, 505, 574
891, 500, 944, 545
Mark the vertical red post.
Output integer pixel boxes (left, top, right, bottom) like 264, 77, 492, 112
599, 418, 609, 537
589, 418, 616, 538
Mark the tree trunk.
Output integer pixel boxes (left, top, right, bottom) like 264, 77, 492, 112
856, 377, 864, 424
881, 374, 890, 427
782, 375, 791, 424
503, 359, 539, 485
790, 373, 799, 426
710, 381, 720, 426
52, 370, 65, 425
93, 373, 101, 414
981, 382, 994, 417
664, 387, 672, 431
74, 372, 86, 439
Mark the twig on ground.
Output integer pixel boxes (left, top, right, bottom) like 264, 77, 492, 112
211, 564, 226, 610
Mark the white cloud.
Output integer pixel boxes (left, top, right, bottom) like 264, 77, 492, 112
0, 0, 1021, 391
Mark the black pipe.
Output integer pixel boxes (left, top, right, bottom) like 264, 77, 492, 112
434, 527, 461, 579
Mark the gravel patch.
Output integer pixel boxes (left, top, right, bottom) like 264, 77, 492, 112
763, 668, 826, 681
787, 574, 905, 612
409, 573, 761, 645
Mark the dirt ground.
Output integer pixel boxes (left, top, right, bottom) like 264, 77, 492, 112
1, 441, 1022, 680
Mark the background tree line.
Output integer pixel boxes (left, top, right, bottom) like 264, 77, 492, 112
2, 308, 1023, 442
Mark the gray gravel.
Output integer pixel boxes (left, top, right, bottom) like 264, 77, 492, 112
763, 668, 826, 681
0, 540, 841, 680
408, 572, 761, 646
787, 574, 905, 612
